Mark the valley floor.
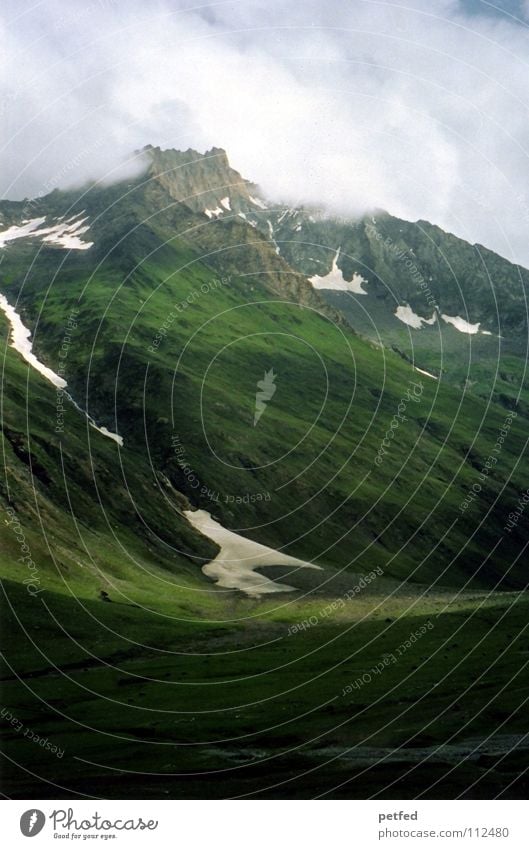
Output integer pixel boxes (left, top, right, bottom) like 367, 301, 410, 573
2, 575, 528, 800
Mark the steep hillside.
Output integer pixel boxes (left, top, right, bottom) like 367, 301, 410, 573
252, 205, 529, 413
0, 148, 527, 590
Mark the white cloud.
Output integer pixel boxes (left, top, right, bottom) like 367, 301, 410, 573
2, 0, 529, 264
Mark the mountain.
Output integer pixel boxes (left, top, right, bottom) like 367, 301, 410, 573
1, 146, 526, 586
1, 146, 528, 800
256, 206, 529, 335
142, 146, 529, 414
244, 189, 529, 415
144, 144, 263, 215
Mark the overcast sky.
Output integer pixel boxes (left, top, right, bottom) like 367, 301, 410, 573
2, 0, 529, 264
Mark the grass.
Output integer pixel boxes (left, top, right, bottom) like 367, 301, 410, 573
2, 577, 529, 799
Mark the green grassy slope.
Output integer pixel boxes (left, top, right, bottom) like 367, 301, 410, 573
1, 186, 527, 589
0, 310, 222, 605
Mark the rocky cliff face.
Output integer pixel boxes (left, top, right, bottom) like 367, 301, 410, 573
140, 144, 343, 319
143, 144, 262, 215
250, 204, 529, 337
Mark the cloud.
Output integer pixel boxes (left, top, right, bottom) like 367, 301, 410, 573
2, 0, 529, 264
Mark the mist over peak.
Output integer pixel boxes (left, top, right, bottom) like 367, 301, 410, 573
2, 0, 529, 263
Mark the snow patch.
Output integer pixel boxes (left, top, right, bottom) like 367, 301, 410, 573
185, 508, 321, 596
348, 273, 369, 294
395, 305, 437, 329
0, 214, 92, 250
310, 247, 368, 294
93, 425, 123, 446
0, 218, 48, 247
441, 314, 480, 334
249, 195, 268, 209
0, 291, 122, 445
266, 220, 280, 254
414, 366, 438, 380
0, 293, 66, 388
220, 196, 231, 211
65, 393, 123, 445
38, 215, 93, 250
204, 206, 223, 219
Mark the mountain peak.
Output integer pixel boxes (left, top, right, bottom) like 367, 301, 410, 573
142, 144, 264, 216
143, 143, 229, 163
